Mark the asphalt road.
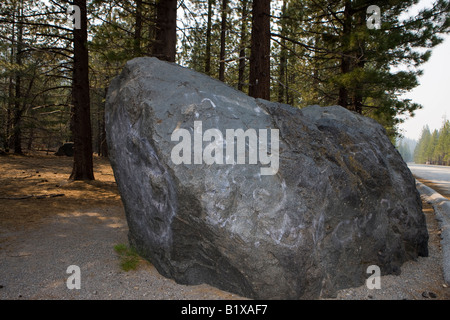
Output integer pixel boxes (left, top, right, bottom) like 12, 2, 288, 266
408, 163, 450, 197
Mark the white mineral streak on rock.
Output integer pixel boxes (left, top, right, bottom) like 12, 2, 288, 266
201, 98, 216, 109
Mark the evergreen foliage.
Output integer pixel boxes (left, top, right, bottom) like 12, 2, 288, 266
0, 0, 449, 155
414, 120, 450, 165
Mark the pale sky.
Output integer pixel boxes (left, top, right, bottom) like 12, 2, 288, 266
398, 34, 450, 140
398, 1, 450, 140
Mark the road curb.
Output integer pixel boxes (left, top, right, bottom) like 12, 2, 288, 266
416, 180, 450, 285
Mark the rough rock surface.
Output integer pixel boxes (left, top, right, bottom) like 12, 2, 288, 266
105, 57, 428, 299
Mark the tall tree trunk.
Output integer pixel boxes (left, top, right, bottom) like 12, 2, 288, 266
311, 16, 321, 103
100, 88, 108, 157
100, 114, 108, 157
248, 0, 271, 100
277, 47, 286, 103
147, 6, 156, 55
311, 47, 320, 102
70, 0, 94, 180
6, 66, 14, 153
238, 0, 248, 92
27, 125, 34, 151
338, 0, 352, 109
12, 1, 23, 155
204, 0, 213, 75
4, 8, 15, 153
97, 106, 101, 155
134, 0, 142, 56
153, 0, 177, 62
12, 107, 23, 154
277, 0, 287, 103
286, 59, 291, 104
351, 9, 366, 114
4, 102, 11, 152
218, 0, 228, 82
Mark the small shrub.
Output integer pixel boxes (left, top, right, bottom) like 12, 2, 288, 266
114, 243, 142, 271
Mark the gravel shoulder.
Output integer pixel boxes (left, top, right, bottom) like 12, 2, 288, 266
0, 206, 241, 300
331, 198, 449, 300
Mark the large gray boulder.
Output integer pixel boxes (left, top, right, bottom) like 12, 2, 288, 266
105, 57, 428, 299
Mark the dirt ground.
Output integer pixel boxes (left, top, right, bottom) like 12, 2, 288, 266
0, 152, 122, 231
0, 153, 449, 300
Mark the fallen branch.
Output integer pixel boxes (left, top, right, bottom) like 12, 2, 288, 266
0, 193, 65, 200
9, 253, 33, 257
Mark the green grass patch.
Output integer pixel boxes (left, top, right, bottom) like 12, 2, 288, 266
114, 243, 142, 271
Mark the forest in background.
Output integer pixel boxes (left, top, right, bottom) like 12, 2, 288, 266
0, 0, 449, 179
410, 120, 450, 165
395, 119, 450, 165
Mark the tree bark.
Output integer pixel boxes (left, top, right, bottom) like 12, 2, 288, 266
100, 88, 108, 157
204, 0, 213, 75
218, 0, 228, 82
27, 125, 34, 151
97, 106, 101, 155
277, 0, 287, 103
4, 103, 11, 152
100, 115, 108, 157
4, 8, 16, 153
248, 0, 271, 100
153, 0, 177, 62
134, 0, 143, 56
338, 0, 352, 109
351, 9, 366, 114
12, 107, 23, 154
147, 3, 156, 55
70, 0, 94, 180
12, 2, 24, 155
238, 0, 248, 92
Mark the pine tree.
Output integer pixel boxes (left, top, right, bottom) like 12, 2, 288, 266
425, 130, 439, 164
414, 126, 432, 164
218, 0, 228, 82
0, 0, 73, 154
70, 0, 94, 180
153, 0, 177, 62
434, 120, 450, 165
237, 0, 249, 93
205, 0, 214, 75
249, 0, 271, 100
271, 0, 450, 139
